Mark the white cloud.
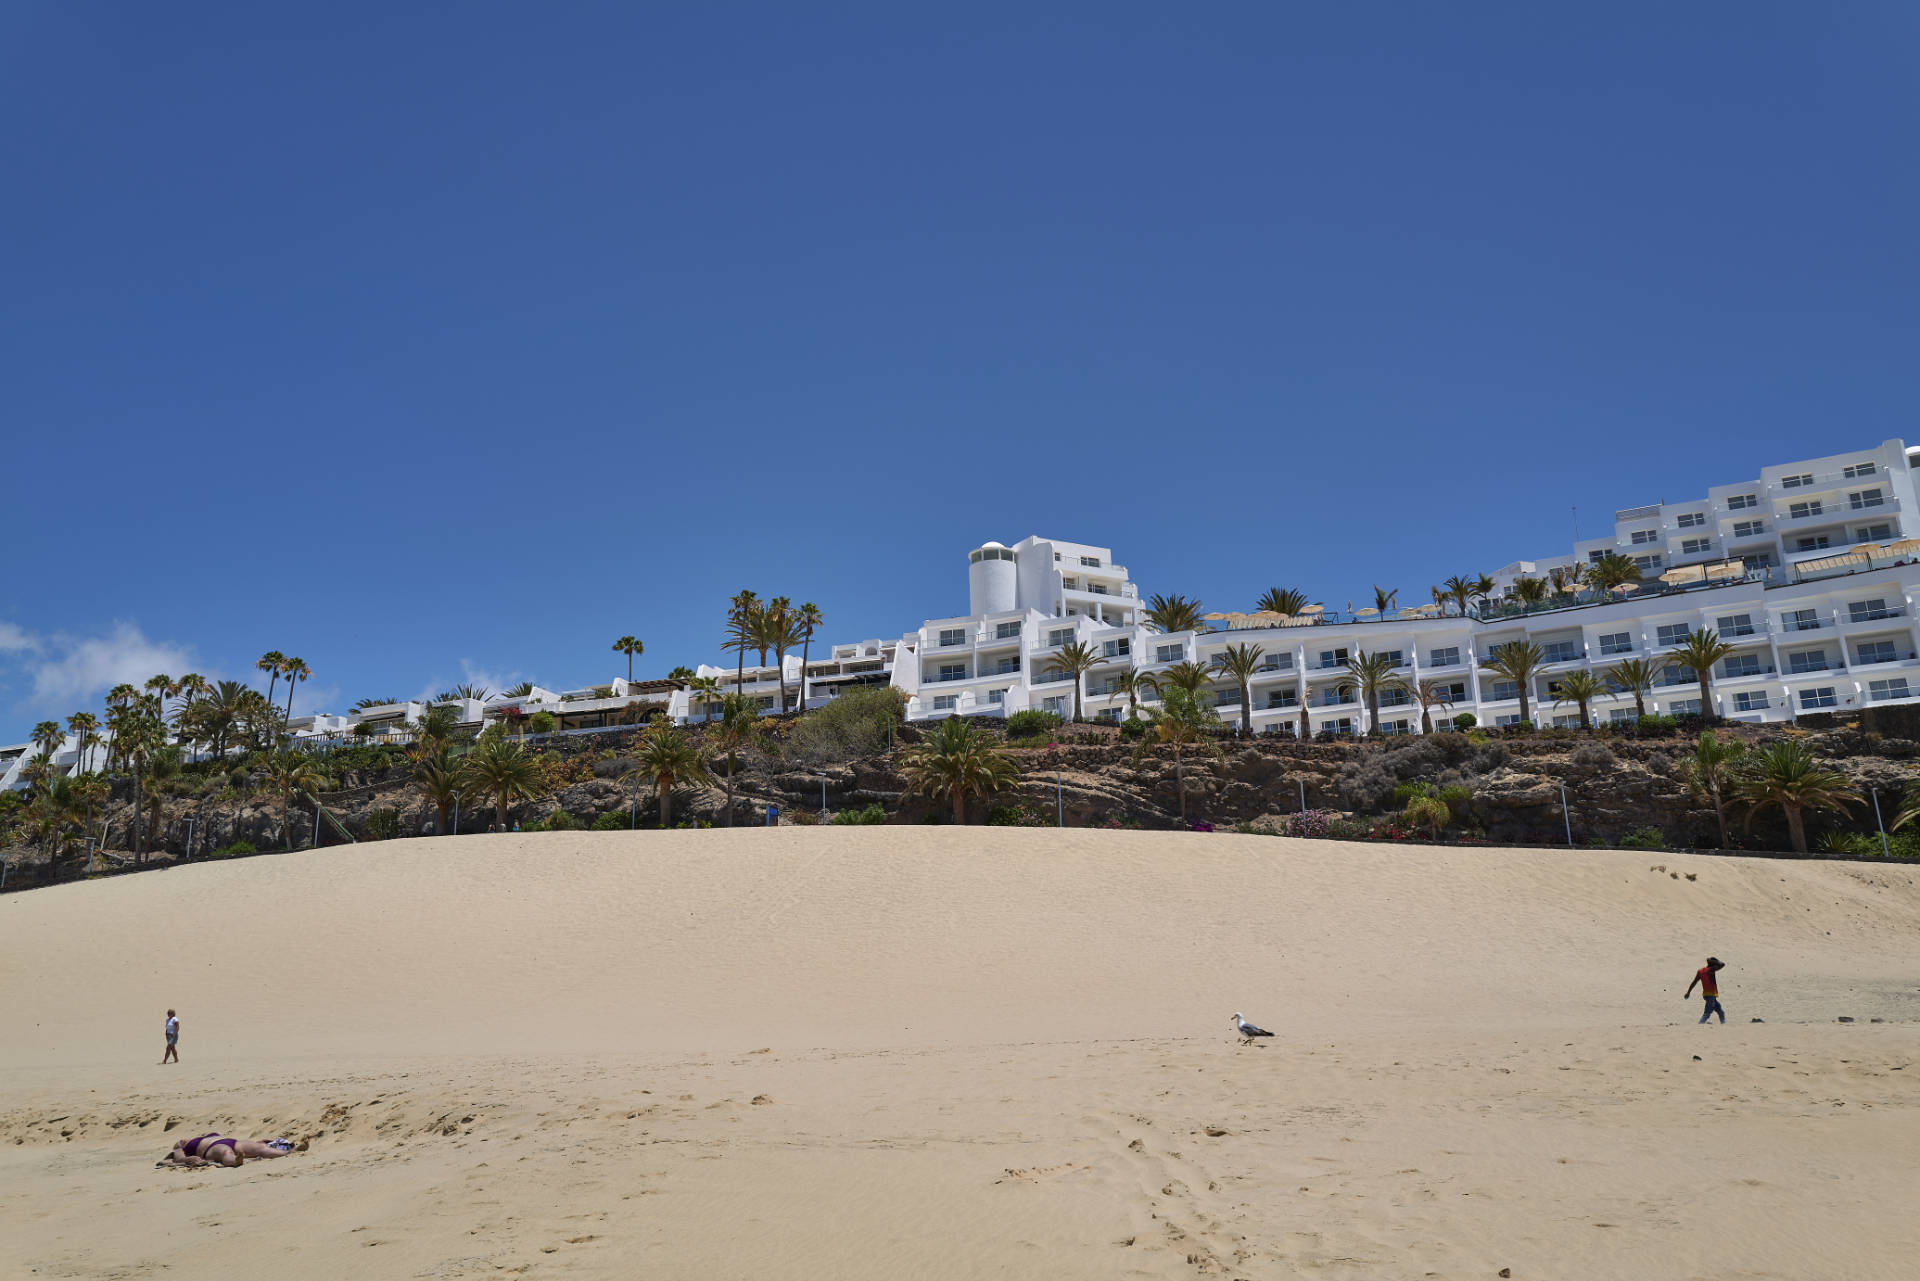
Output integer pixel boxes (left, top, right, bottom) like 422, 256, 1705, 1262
289, 683, 341, 718
0, 622, 38, 654
25, 622, 199, 711
413, 660, 524, 704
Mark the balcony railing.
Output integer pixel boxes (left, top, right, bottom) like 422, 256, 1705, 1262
1719, 664, 1776, 679
1853, 652, 1917, 667
926, 670, 972, 683
1848, 607, 1905, 623
1786, 661, 1832, 675
1780, 618, 1827, 632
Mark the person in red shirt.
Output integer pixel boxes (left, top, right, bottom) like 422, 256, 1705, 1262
1685, 957, 1726, 1024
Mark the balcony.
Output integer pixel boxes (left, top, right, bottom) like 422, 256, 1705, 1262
1845, 607, 1906, 624
1779, 617, 1828, 633
1718, 664, 1776, 680
925, 670, 972, 684
1853, 651, 1918, 668
1785, 661, 1832, 676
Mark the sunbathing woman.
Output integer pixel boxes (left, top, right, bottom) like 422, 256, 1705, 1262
160, 1134, 304, 1167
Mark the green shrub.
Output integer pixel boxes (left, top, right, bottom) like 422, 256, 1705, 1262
1636, 714, 1678, 733
1118, 716, 1148, 741
590, 810, 628, 831
1436, 783, 1473, 812
541, 807, 578, 831
1617, 826, 1666, 849
209, 840, 256, 858
1004, 709, 1064, 738
987, 804, 1049, 827
784, 687, 904, 764
528, 711, 558, 735
830, 802, 888, 826
1453, 712, 1477, 730
1389, 781, 1432, 808
363, 809, 402, 841
1401, 795, 1451, 839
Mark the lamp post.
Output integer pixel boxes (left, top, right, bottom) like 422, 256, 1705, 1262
1872, 788, 1891, 859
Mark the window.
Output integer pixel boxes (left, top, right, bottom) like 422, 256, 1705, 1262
756, 696, 776, 710
1598, 632, 1633, 655
1048, 628, 1074, 648
1677, 512, 1707, 529
1266, 690, 1298, 709
1490, 680, 1519, 701
1858, 641, 1897, 665
1060, 577, 1077, 591
1844, 461, 1878, 479
1094, 707, 1119, 723
989, 658, 1020, 675
1788, 500, 1824, 519
969, 547, 1016, 564
1380, 720, 1410, 735
1783, 608, 1821, 631
1799, 687, 1837, 710
1787, 650, 1830, 674
1438, 682, 1467, 702
1731, 520, 1766, 538
1079, 555, 1101, 567
1542, 640, 1580, 663
1716, 613, 1755, 637
1154, 644, 1183, 664
1327, 717, 1355, 736
1102, 637, 1130, 658
1660, 665, 1692, 687
938, 663, 966, 681
1428, 646, 1460, 667
1608, 708, 1637, 725
1379, 688, 1411, 707
1870, 678, 1911, 702
932, 694, 957, 711
1551, 714, 1581, 729
1722, 654, 1761, 678
1781, 473, 1813, 488
1747, 552, 1777, 568
1668, 698, 1701, 717
1850, 598, 1894, 622
1656, 623, 1692, 646
1857, 523, 1893, 542
1727, 493, 1758, 510
1680, 537, 1712, 555
1630, 529, 1659, 545
1259, 652, 1295, 672
995, 620, 1022, 639
1042, 696, 1067, 716
1318, 648, 1349, 669
1733, 691, 1770, 713
1796, 536, 1830, 552
1634, 554, 1663, 570
1588, 549, 1608, 564
1214, 688, 1239, 707
939, 628, 966, 647
1494, 713, 1527, 728
1848, 488, 1884, 510
988, 688, 1005, 705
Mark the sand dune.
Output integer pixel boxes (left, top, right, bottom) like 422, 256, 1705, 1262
3, 829, 1917, 1279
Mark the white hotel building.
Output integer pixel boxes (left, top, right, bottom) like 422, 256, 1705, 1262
753, 438, 1920, 734
5, 440, 1918, 788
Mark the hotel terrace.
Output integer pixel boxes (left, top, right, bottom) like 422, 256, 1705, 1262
6, 439, 1920, 788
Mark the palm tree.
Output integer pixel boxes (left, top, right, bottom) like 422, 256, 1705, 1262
1210, 642, 1265, 738
410, 703, 461, 758
1587, 552, 1643, 595
707, 692, 760, 827
1606, 658, 1660, 719
280, 657, 311, 728
666, 666, 695, 682
1480, 640, 1546, 726
1371, 585, 1398, 615
1341, 650, 1407, 735
612, 635, 644, 682
458, 736, 543, 831
1157, 660, 1214, 696
1471, 574, 1497, 612
756, 596, 791, 676
794, 602, 824, 712
1145, 593, 1204, 634
1050, 641, 1105, 723
1256, 587, 1308, 616
1684, 731, 1747, 849
1440, 575, 1477, 619
1736, 740, 1856, 853
69, 771, 109, 863
144, 746, 183, 852
503, 681, 536, 698
119, 704, 167, 861
1513, 577, 1549, 607
257, 651, 286, 713
1413, 678, 1455, 735
687, 675, 723, 723
1108, 668, 1160, 721
1550, 670, 1607, 730
625, 725, 712, 828
1672, 630, 1736, 722
725, 589, 760, 695
766, 608, 806, 714
415, 752, 460, 836
1547, 565, 1579, 598
1135, 685, 1223, 823
440, 682, 491, 701
899, 715, 1018, 825
30, 720, 62, 763
261, 751, 327, 852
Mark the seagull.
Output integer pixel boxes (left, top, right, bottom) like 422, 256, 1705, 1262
1231, 1012, 1274, 1043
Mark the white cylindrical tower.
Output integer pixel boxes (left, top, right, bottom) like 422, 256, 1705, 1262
967, 541, 1018, 616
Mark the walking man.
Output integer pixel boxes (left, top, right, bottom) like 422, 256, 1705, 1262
1685, 957, 1727, 1024
162, 1008, 180, 1064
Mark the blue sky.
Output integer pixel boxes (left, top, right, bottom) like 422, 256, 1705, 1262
3, 4, 1916, 739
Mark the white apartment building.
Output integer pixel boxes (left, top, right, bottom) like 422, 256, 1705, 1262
8, 442, 1919, 789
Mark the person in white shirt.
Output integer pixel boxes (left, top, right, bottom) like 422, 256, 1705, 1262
162, 1009, 179, 1064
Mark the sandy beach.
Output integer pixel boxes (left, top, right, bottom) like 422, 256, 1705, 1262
3, 828, 1917, 1279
